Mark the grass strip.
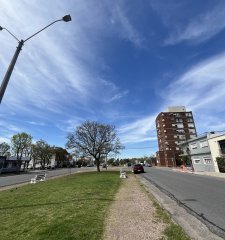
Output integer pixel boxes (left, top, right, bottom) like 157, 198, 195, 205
139, 182, 190, 240
0, 171, 121, 240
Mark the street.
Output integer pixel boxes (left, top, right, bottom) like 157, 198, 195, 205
142, 167, 225, 239
0, 167, 96, 187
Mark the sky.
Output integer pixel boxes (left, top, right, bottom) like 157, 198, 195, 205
1, 0, 225, 158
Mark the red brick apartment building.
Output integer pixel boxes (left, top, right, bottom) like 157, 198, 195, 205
156, 106, 197, 167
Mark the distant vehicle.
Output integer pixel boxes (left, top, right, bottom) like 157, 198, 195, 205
132, 164, 144, 174
145, 163, 152, 167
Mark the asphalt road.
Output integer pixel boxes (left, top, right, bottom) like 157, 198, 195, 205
0, 167, 96, 187
142, 167, 225, 239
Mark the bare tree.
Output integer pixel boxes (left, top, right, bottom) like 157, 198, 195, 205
0, 142, 10, 156
66, 121, 123, 172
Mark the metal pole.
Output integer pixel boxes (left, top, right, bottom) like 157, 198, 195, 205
0, 40, 24, 103
0, 15, 71, 104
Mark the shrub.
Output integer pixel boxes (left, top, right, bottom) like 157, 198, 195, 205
216, 157, 225, 173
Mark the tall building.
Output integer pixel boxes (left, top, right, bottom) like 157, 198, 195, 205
156, 106, 197, 167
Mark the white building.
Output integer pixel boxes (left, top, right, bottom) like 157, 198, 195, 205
179, 132, 225, 172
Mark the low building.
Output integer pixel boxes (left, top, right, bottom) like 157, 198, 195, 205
0, 156, 30, 174
208, 133, 225, 172
179, 132, 222, 172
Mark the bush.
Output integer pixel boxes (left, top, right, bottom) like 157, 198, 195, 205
216, 157, 225, 173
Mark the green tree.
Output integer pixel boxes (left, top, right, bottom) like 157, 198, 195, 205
0, 142, 10, 156
216, 157, 225, 173
11, 132, 32, 159
33, 140, 53, 169
66, 121, 123, 172
31, 144, 41, 169
10, 132, 32, 172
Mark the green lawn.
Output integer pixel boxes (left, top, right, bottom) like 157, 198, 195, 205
0, 171, 121, 240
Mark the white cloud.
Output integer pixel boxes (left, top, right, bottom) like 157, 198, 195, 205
164, 3, 225, 45
118, 51, 225, 145
163, 52, 225, 109
109, 3, 144, 48
160, 52, 225, 133
0, 0, 135, 117
26, 121, 46, 126
118, 115, 157, 144
0, 137, 10, 143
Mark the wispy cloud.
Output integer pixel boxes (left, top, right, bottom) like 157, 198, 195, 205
150, 0, 225, 45
26, 121, 46, 126
118, 51, 225, 144
118, 115, 157, 144
163, 52, 225, 108
165, 4, 225, 45
160, 51, 225, 133
109, 3, 144, 48
0, 0, 134, 116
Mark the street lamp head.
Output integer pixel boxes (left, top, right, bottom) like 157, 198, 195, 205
62, 15, 72, 22
0, 26, 3, 31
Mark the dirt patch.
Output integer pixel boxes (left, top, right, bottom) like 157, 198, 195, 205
103, 174, 167, 240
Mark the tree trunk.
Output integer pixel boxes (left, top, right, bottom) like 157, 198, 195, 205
96, 159, 100, 172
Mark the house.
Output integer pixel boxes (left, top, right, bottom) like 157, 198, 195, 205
179, 132, 221, 172
208, 133, 225, 172
0, 156, 30, 174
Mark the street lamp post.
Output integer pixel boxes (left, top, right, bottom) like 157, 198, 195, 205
0, 15, 71, 104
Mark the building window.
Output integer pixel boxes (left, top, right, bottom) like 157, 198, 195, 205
179, 135, 186, 140
190, 143, 197, 149
189, 129, 196, 134
176, 118, 183, 123
177, 123, 184, 128
187, 118, 193, 123
176, 147, 180, 150
193, 158, 200, 164
188, 123, 195, 128
203, 157, 212, 164
177, 129, 185, 133
186, 113, 192, 117
200, 140, 208, 148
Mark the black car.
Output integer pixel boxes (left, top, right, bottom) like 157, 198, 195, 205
132, 164, 144, 174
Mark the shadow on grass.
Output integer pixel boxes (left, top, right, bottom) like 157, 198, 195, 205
0, 196, 115, 211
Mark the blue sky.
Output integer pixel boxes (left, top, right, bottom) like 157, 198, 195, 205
1, 0, 225, 158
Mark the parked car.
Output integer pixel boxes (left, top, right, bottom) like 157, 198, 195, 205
132, 164, 144, 174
